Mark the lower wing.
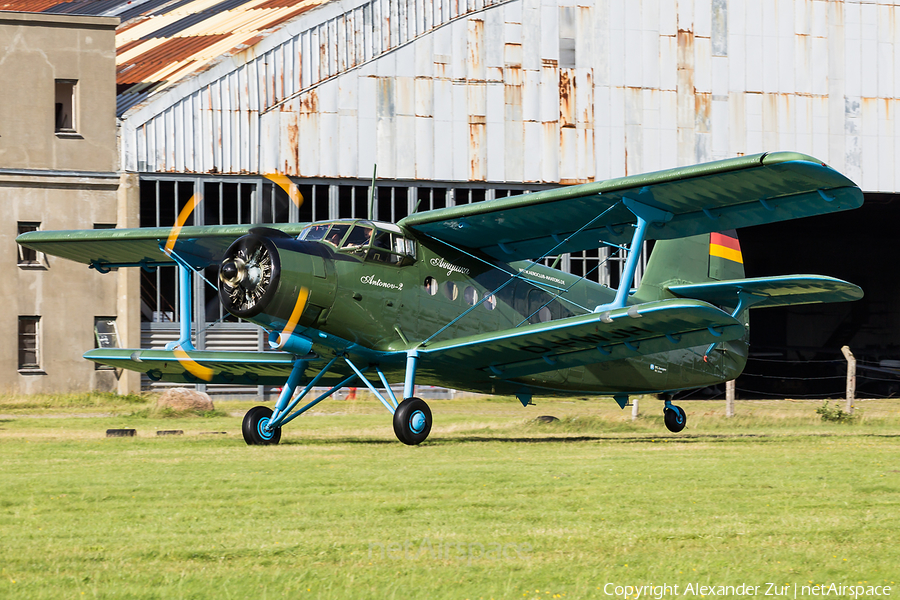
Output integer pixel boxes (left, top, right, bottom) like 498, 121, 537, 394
86, 349, 302, 385
419, 298, 745, 380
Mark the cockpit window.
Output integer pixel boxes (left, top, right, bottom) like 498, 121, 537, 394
324, 224, 351, 247
368, 230, 416, 265
299, 224, 329, 241
341, 226, 374, 249
299, 221, 416, 265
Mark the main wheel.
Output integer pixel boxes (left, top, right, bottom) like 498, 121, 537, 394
242, 406, 282, 445
663, 404, 687, 433
392, 397, 432, 445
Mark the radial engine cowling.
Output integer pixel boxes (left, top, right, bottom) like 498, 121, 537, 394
217, 230, 334, 326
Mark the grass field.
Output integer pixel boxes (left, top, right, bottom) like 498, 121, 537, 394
1, 392, 899, 599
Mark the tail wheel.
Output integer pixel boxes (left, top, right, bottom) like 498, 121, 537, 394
242, 406, 282, 445
393, 397, 432, 445
664, 404, 687, 433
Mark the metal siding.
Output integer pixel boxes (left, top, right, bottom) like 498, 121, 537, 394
116, 0, 900, 192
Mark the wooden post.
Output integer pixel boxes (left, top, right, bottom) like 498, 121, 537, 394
631, 396, 639, 421
841, 346, 856, 414
725, 380, 735, 417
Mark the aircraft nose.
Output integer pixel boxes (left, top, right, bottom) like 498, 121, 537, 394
218, 234, 280, 318
220, 260, 239, 282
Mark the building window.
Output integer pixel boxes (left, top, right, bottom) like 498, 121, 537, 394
18, 316, 40, 371
94, 317, 119, 370
55, 79, 77, 133
17, 222, 44, 268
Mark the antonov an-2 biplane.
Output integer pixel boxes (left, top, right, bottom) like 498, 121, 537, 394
17, 152, 864, 445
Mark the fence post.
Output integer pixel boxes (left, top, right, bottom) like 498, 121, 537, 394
631, 396, 639, 421
841, 345, 856, 414
725, 380, 735, 417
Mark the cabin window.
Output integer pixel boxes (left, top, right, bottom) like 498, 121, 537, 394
424, 277, 438, 295
442, 281, 458, 301
484, 294, 496, 310
464, 286, 479, 305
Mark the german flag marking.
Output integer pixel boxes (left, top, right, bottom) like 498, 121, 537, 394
709, 231, 743, 264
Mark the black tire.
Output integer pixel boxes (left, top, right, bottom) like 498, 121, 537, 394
664, 405, 687, 433
392, 397, 432, 445
242, 406, 282, 445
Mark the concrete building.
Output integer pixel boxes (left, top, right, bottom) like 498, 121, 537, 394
0, 10, 140, 394
2, 0, 899, 397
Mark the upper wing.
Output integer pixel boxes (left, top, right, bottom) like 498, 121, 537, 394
668, 275, 864, 308
16, 223, 307, 270
419, 298, 744, 380
399, 152, 863, 261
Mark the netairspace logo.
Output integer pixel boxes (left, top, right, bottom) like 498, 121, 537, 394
602, 583, 893, 600
369, 538, 530, 566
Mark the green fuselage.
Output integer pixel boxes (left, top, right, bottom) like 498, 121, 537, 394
231, 220, 746, 397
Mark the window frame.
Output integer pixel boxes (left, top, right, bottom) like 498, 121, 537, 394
18, 316, 42, 372
54, 79, 79, 136
17, 222, 45, 269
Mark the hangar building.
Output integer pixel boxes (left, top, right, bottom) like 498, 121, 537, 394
1, 0, 899, 398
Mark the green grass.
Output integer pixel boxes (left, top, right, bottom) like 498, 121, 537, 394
1, 394, 899, 599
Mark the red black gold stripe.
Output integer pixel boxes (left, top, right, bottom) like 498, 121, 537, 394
709, 230, 743, 264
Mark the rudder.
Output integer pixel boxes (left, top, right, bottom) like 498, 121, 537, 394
634, 230, 745, 303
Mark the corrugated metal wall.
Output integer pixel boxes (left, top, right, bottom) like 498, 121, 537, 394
122, 0, 900, 192
141, 323, 266, 394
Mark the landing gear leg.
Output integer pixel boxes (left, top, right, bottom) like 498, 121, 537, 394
663, 399, 686, 433
391, 349, 432, 445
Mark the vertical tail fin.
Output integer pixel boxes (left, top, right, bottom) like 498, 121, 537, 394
634, 230, 745, 302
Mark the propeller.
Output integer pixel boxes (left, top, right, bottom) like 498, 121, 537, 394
218, 235, 280, 317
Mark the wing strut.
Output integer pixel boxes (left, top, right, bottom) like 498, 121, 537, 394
594, 198, 673, 313
164, 258, 196, 351
702, 289, 767, 359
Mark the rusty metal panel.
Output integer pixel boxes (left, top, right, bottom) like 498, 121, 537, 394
415, 115, 434, 179
433, 108, 453, 180
522, 119, 540, 182
111, 0, 900, 193
485, 82, 503, 182
451, 81, 468, 180
520, 0, 540, 69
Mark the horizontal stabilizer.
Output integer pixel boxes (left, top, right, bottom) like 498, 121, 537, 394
667, 275, 863, 309
420, 298, 744, 379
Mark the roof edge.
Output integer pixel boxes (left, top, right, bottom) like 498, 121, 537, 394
0, 10, 119, 28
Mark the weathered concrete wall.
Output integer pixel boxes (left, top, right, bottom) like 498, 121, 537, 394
121, 0, 900, 192
0, 12, 119, 172
1, 172, 120, 394
0, 12, 123, 394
